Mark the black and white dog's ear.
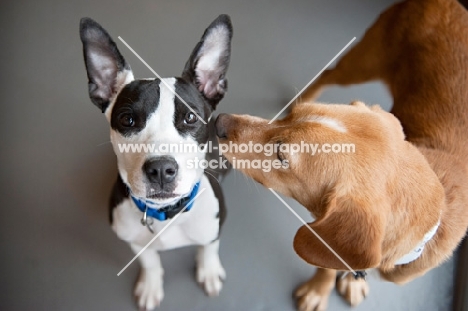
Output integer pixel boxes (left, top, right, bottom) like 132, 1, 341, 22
182, 14, 233, 110
80, 18, 133, 113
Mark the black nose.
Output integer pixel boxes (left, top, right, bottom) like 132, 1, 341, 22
143, 157, 178, 185
215, 113, 229, 138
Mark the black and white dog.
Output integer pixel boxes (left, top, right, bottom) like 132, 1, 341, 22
79, 15, 232, 310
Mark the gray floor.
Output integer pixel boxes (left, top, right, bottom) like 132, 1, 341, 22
0, 0, 457, 310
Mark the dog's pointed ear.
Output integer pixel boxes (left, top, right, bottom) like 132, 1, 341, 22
182, 14, 232, 110
293, 190, 384, 270
80, 18, 133, 113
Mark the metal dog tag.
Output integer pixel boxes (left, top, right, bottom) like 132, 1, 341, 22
141, 206, 154, 234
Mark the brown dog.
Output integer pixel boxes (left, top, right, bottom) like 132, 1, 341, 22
215, 0, 468, 310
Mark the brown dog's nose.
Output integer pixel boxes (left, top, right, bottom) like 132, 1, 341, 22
215, 113, 231, 138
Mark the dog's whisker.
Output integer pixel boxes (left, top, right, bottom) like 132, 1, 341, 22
243, 172, 255, 190
204, 167, 217, 174
96, 140, 112, 147
242, 172, 259, 193
204, 168, 222, 178
204, 170, 221, 186
249, 177, 261, 195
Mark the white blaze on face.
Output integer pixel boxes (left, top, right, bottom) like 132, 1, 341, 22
304, 115, 347, 133
110, 78, 206, 201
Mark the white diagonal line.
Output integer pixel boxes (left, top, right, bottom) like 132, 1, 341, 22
117, 188, 206, 276
269, 188, 357, 275
118, 36, 207, 125
268, 37, 356, 124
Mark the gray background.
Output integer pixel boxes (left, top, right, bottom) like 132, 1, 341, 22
0, 0, 458, 310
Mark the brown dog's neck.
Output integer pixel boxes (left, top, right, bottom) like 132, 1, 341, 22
291, 180, 339, 220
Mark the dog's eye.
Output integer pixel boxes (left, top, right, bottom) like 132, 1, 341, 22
277, 151, 286, 162
119, 113, 135, 127
277, 151, 289, 168
276, 142, 289, 166
276, 142, 284, 161
184, 112, 198, 124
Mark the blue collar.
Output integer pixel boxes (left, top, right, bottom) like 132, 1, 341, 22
131, 182, 200, 221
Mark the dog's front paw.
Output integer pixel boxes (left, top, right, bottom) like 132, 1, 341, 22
134, 268, 164, 310
295, 282, 333, 311
294, 271, 335, 311
196, 260, 226, 297
336, 273, 369, 307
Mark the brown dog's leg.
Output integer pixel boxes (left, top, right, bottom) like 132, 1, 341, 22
295, 268, 336, 311
379, 262, 432, 285
301, 4, 400, 103
336, 272, 369, 307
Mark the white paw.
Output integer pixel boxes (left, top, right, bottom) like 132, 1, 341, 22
134, 268, 164, 310
196, 260, 226, 297
295, 281, 333, 311
337, 274, 369, 307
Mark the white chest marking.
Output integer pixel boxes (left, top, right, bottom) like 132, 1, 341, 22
111, 175, 220, 250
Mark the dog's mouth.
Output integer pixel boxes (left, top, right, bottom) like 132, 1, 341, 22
145, 185, 179, 200
146, 191, 178, 200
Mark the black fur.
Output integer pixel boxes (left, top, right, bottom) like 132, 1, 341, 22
109, 174, 129, 223
173, 78, 211, 144
205, 117, 232, 178
205, 172, 227, 237
204, 118, 231, 238
110, 79, 160, 136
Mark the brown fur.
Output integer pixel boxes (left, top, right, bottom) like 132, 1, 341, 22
215, 0, 468, 309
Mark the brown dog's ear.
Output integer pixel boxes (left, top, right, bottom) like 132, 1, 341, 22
293, 191, 384, 270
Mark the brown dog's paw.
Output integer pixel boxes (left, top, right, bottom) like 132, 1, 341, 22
294, 270, 336, 311
336, 273, 369, 307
